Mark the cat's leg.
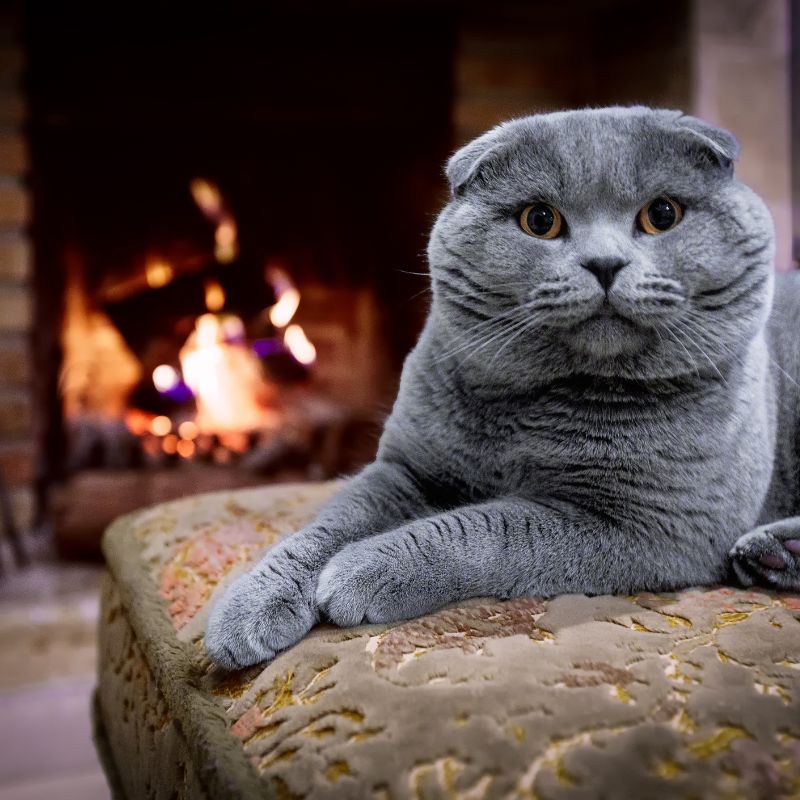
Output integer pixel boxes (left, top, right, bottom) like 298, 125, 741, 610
204, 461, 430, 668
316, 497, 719, 626
729, 517, 800, 590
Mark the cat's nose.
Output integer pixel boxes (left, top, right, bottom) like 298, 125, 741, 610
581, 257, 629, 293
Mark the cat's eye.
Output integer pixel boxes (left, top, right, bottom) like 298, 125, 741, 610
520, 203, 563, 239
638, 196, 683, 235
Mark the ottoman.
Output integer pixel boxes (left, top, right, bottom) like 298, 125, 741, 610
96, 481, 800, 799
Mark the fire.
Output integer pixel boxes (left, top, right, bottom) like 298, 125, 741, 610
178, 420, 198, 440
176, 439, 195, 458
214, 220, 238, 263
61, 256, 141, 420
264, 265, 315, 363
133, 200, 317, 443
152, 364, 179, 392
204, 280, 226, 312
124, 409, 152, 436
190, 178, 239, 264
179, 312, 274, 434
269, 287, 300, 327
189, 179, 222, 217
265, 267, 317, 365
265, 267, 301, 328
284, 324, 317, 365
64, 172, 325, 473
146, 260, 173, 288
150, 415, 172, 436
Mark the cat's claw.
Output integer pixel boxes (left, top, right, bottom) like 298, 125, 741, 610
729, 524, 800, 590
204, 557, 317, 670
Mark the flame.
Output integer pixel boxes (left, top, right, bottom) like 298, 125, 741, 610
214, 220, 238, 263
269, 287, 300, 328
219, 432, 250, 453
146, 260, 173, 288
180, 312, 273, 434
265, 267, 301, 327
190, 178, 239, 264
204, 280, 226, 312
189, 179, 223, 219
284, 324, 316, 365
125, 409, 152, 436
178, 420, 198, 440
264, 266, 316, 364
220, 315, 245, 341
152, 364, 179, 393
150, 415, 172, 436
176, 439, 195, 458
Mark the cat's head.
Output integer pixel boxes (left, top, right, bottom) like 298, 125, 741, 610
428, 107, 774, 381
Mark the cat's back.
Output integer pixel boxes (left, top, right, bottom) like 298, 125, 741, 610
767, 270, 800, 375
761, 270, 800, 520
765, 269, 800, 447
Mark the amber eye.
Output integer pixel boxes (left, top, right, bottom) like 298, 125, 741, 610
638, 196, 683, 235
520, 203, 563, 239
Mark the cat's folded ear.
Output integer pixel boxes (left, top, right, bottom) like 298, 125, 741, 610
671, 113, 740, 175
445, 125, 512, 197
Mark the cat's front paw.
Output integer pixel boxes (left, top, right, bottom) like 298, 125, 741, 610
205, 559, 317, 670
729, 523, 800, 590
316, 540, 440, 627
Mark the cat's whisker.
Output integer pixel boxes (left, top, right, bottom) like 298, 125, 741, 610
660, 321, 701, 377
438, 313, 531, 364
434, 311, 523, 360
765, 360, 800, 397
669, 318, 727, 384
480, 316, 539, 369
433, 317, 518, 363
435, 293, 518, 311
436, 306, 538, 365
684, 308, 800, 395
433, 282, 534, 307
469, 315, 534, 356
413, 285, 518, 308
434, 301, 538, 361
681, 309, 800, 419
681, 311, 746, 365
433, 281, 531, 309
403, 286, 433, 304
670, 321, 715, 380
426, 279, 542, 334
487, 312, 546, 369
678, 314, 740, 371
684, 306, 793, 404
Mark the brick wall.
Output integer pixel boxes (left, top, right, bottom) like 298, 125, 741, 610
692, 0, 794, 269
453, 1, 691, 147
0, 9, 34, 536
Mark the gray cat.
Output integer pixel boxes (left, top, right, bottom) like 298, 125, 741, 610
206, 106, 800, 670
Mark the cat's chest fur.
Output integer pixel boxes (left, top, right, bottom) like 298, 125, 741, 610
391, 350, 776, 543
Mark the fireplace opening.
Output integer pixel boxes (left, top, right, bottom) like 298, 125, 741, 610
26, 7, 454, 555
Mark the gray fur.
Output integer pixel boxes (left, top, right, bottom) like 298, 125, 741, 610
206, 106, 800, 670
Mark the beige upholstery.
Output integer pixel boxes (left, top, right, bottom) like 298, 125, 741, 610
96, 482, 800, 799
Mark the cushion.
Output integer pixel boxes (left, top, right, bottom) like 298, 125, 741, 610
96, 481, 800, 799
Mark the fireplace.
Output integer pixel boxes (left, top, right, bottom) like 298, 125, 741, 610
25, 6, 454, 555
20, 2, 698, 557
